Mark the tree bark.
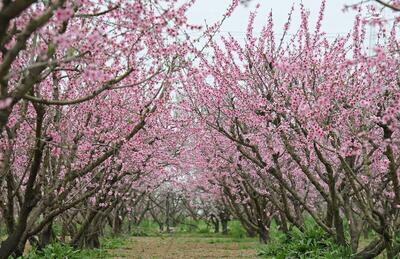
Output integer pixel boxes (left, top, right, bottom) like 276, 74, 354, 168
38, 221, 56, 249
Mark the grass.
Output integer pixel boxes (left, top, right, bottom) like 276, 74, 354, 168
257, 222, 353, 259
20, 242, 110, 259
129, 219, 162, 237
105, 221, 260, 258
20, 236, 129, 259
21, 219, 260, 258
19, 219, 390, 258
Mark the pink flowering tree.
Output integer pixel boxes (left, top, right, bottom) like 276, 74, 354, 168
2, 0, 400, 258
182, 1, 400, 257
0, 0, 202, 257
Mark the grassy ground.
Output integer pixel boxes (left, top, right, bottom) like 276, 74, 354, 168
108, 234, 259, 258
14, 219, 391, 258
17, 220, 262, 258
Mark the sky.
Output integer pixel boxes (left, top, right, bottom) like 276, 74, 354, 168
186, 0, 382, 41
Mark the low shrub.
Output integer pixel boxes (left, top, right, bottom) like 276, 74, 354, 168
21, 243, 81, 259
258, 225, 352, 259
20, 237, 127, 259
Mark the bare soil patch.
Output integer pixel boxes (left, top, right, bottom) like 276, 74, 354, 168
108, 236, 258, 259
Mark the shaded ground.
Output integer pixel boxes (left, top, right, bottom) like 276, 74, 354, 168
108, 235, 259, 259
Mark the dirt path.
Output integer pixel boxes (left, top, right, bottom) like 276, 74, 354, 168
108, 236, 258, 259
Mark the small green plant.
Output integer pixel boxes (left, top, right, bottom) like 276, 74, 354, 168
21, 237, 127, 259
21, 243, 80, 259
258, 225, 352, 259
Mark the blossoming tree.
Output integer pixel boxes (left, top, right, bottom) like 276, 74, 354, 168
181, 1, 400, 257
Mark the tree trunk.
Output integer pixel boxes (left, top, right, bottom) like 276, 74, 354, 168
219, 211, 230, 235
333, 213, 346, 246
38, 221, 56, 249
73, 213, 104, 249
0, 105, 45, 259
113, 213, 123, 236
245, 227, 257, 237
276, 213, 289, 234
221, 219, 228, 235
325, 204, 333, 228
213, 219, 220, 233
210, 214, 219, 233
165, 193, 171, 233
258, 226, 269, 244
0, 205, 35, 259
71, 210, 97, 248
4, 173, 15, 235
257, 219, 270, 244
82, 228, 101, 249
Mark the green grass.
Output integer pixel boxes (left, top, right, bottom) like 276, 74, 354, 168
20, 242, 110, 259
24, 219, 352, 258
21, 236, 129, 259
15, 219, 399, 258
129, 219, 161, 237
229, 220, 247, 239
257, 223, 352, 259
101, 236, 128, 249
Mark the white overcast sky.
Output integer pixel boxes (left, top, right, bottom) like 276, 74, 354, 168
186, 0, 390, 41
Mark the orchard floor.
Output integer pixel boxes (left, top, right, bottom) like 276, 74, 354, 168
107, 235, 259, 259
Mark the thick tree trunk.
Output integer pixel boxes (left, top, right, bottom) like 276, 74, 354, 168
219, 211, 230, 235
333, 213, 346, 246
210, 214, 219, 233
81, 228, 101, 249
258, 226, 269, 244
12, 242, 24, 259
72, 212, 104, 249
4, 173, 15, 235
38, 221, 56, 249
113, 212, 123, 236
71, 210, 97, 248
213, 220, 220, 233
325, 204, 334, 228
221, 219, 228, 235
257, 219, 270, 244
245, 227, 257, 237
0, 182, 38, 259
